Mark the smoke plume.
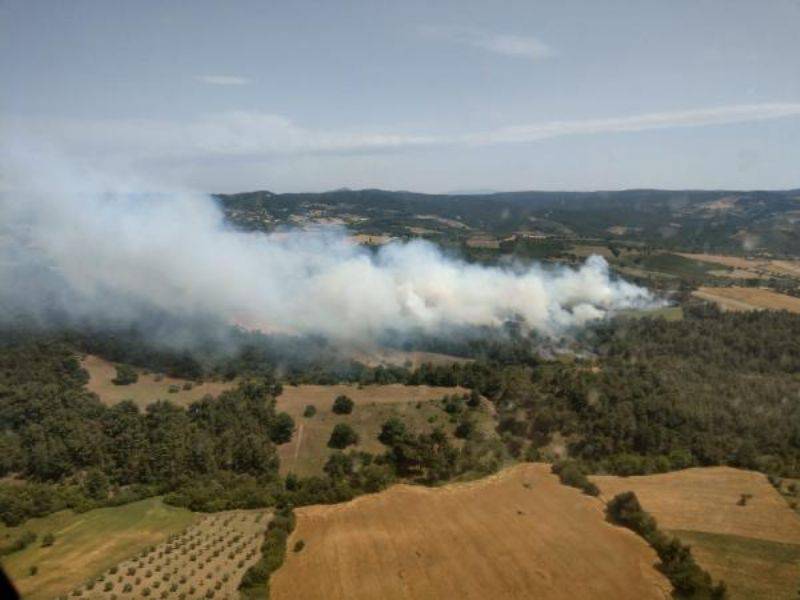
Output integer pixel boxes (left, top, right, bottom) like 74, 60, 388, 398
0, 148, 658, 342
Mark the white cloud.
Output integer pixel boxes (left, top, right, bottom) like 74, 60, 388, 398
462, 103, 800, 144
195, 75, 252, 86
419, 25, 555, 60
4, 103, 800, 173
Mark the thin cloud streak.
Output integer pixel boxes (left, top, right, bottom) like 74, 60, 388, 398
418, 25, 555, 60
195, 75, 252, 86
4, 103, 800, 165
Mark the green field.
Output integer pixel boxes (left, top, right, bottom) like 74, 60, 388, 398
0, 497, 197, 600
671, 529, 800, 600
618, 252, 721, 280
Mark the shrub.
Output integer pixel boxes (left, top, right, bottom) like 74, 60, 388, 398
303, 404, 317, 418
112, 364, 138, 385
29, 565, 38, 576
293, 540, 305, 552
41, 532, 55, 547
167, 384, 180, 394
122, 583, 133, 593
104, 582, 113, 592
332, 395, 354, 415
328, 423, 358, 449
551, 461, 600, 496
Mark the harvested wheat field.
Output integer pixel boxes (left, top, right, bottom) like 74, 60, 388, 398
592, 467, 800, 599
271, 463, 671, 600
692, 286, 800, 313
67, 509, 269, 599
82, 355, 236, 408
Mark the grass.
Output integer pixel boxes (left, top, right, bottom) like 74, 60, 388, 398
670, 529, 800, 600
621, 252, 719, 279
1, 497, 196, 600
82, 355, 236, 408
617, 305, 684, 321
276, 385, 491, 477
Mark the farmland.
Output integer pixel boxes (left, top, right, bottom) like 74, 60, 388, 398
692, 286, 800, 313
677, 253, 800, 279
592, 467, 800, 599
0, 497, 196, 600
62, 509, 269, 599
276, 384, 480, 476
82, 355, 236, 408
270, 463, 671, 600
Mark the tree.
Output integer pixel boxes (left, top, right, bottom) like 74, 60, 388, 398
112, 364, 138, 386
269, 412, 295, 444
378, 418, 406, 446
83, 468, 109, 501
328, 424, 358, 449
323, 452, 354, 479
303, 405, 317, 418
332, 395, 354, 415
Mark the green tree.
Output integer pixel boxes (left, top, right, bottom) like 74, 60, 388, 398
269, 412, 295, 444
111, 364, 138, 386
332, 395, 354, 415
328, 424, 358, 449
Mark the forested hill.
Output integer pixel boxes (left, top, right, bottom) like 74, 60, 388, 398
216, 188, 800, 255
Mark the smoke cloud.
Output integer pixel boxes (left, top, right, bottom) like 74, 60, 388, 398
0, 148, 658, 342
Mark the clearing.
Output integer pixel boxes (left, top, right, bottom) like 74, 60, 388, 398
692, 286, 800, 313
1, 497, 196, 600
592, 466, 800, 599
271, 463, 671, 600
276, 384, 479, 477
82, 355, 236, 408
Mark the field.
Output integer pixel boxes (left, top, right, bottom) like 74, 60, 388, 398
692, 286, 800, 313
678, 253, 800, 279
271, 463, 671, 600
1, 497, 196, 600
82, 355, 236, 408
592, 467, 800, 599
276, 384, 476, 476
63, 509, 269, 599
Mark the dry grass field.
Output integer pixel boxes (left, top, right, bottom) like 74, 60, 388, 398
592, 467, 800, 599
271, 463, 671, 600
678, 253, 800, 279
1, 497, 197, 600
82, 355, 236, 408
276, 384, 477, 476
692, 286, 800, 313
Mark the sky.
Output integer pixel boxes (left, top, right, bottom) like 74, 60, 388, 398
1, 0, 799, 193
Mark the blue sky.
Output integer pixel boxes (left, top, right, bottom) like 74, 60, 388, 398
2, 0, 799, 192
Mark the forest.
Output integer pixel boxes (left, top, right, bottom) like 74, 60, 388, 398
2, 303, 800, 530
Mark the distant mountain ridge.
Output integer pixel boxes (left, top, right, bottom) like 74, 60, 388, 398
215, 188, 800, 256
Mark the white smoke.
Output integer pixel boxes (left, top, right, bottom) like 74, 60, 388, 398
0, 148, 658, 341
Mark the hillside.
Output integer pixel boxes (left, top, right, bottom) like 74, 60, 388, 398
271, 463, 671, 600
217, 188, 800, 256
